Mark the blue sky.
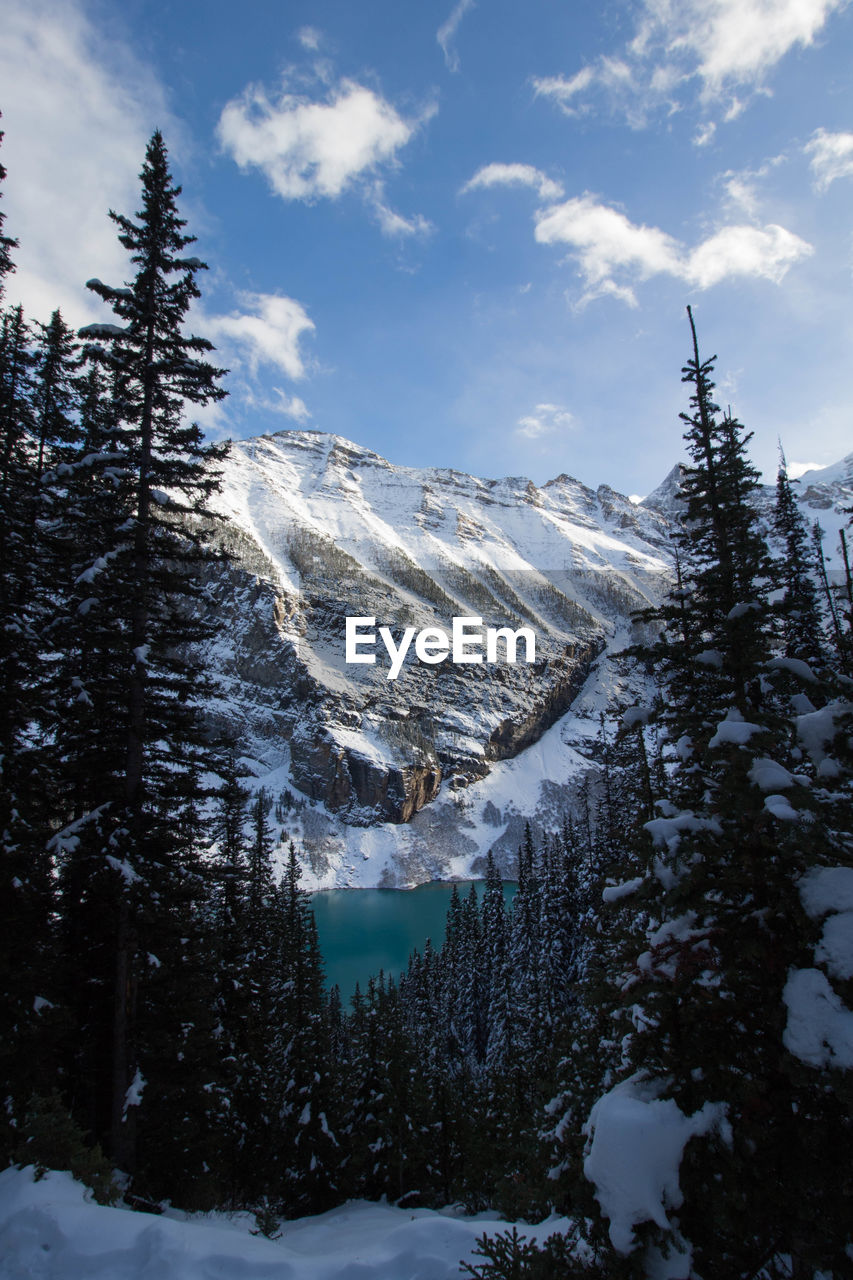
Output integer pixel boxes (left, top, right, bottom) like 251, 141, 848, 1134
2, 0, 852, 497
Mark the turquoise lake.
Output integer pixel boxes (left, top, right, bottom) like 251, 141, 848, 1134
310, 881, 516, 1002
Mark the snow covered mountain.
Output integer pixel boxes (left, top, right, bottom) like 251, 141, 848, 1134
199, 431, 851, 888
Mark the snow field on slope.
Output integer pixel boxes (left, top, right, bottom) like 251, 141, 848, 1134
214, 432, 671, 613
0, 1167, 571, 1280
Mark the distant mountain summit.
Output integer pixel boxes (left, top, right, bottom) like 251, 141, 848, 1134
198, 430, 849, 887
641, 463, 686, 517
795, 453, 853, 513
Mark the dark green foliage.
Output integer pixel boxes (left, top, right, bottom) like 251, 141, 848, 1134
773, 449, 826, 666
461, 1225, 624, 1279
12, 1092, 118, 1204
811, 520, 848, 668
250, 1198, 283, 1239
544, 309, 853, 1277
0, 120, 17, 294
58, 131, 229, 1177
269, 844, 342, 1216
462, 1228, 552, 1279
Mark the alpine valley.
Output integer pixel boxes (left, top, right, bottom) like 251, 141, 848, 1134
199, 429, 853, 889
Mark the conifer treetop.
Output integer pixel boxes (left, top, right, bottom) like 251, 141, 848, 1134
0, 119, 18, 297
78, 130, 227, 515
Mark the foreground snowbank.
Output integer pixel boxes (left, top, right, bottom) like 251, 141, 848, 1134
0, 1167, 570, 1280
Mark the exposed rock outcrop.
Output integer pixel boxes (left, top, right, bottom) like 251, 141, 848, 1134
200, 431, 674, 830
193, 431, 851, 886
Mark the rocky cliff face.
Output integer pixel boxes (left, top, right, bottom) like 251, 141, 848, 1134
197, 432, 850, 887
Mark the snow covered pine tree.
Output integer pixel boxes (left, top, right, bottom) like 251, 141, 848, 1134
53, 131, 228, 1188
524, 308, 853, 1279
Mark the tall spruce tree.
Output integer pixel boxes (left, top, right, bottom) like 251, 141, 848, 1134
773, 448, 826, 666
0, 120, 16, 290
524, 309, 853, 1280
595, 312, 849, 1275
0, 136, 58, 1157
52, 130, 228, 1177
269, 844, 341, 1215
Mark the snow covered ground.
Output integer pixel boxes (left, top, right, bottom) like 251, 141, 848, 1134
0, 1167, 571, 1280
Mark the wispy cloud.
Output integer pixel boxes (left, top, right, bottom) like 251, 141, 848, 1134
805, 128, 853, 191
532, 67, 597, 115
461, 163, 565, 203
437, 0, 476, 73
718, 156, 786, 218
534, 0, 846, 131
533, 193, 812, 305
296, 26, 322, 52
516, 403, 576, 439
369, 182, 434, 238
218, 72, 433, 235
244, 387, 312, 422
0, 0, 173, 325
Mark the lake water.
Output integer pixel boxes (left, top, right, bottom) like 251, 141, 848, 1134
310, 880, 516, 1002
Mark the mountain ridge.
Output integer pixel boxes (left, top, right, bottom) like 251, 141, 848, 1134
199, 429, 851, 888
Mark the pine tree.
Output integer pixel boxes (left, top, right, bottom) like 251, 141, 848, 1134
0, 119, 17, 293
269, 844, 341, 1215
773, 447, 826, 666
50, 130, 229, 1179
812, 520, 851, 672
567, 309, 853, 1276
0, 141, 64, 1153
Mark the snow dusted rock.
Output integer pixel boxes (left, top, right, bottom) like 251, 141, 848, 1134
193, 431, 671, 881
641, 463, 686, 517
643, 452, 852, 586
192, 431, 850, 887
795, 452, 853, 513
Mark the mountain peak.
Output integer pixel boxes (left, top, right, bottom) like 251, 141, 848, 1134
641, 463, 685, 515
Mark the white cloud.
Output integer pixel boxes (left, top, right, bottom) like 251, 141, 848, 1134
516, 403, 576, 439
533, 193, 812, 304
535, 196, 682, 303
461, 163, 565, 203
686, 223, 810, 287
722, 174, 761, 218
297, 26, 322, 52
369, 183, 434, 238
218, 74, 433, 235
718, 156, 786, 218
532, 67, 596, 114
694, 121, 717, 146
207, 293, 315, 380
437, 0, 476, 73
535, 0, 846, 129
218, 79, 418, 201
658, 0, 844, 98
805, 128, 853, 191
245, 387, 312, 421
0, 0, 173, 325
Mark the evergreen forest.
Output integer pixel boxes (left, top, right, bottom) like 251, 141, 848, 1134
1, 124, 852, 1280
